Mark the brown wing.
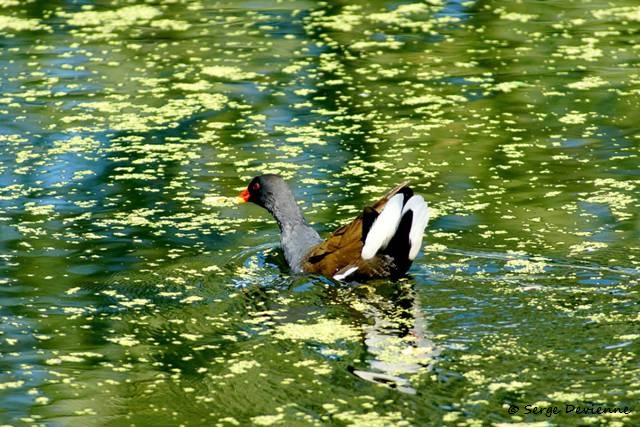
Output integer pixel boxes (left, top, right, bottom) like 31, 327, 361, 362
302, 182, 409, 277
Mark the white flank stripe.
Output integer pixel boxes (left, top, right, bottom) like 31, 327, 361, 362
402, 195, 430, 260
333, 266, 358, 281
361, 193, 404, 260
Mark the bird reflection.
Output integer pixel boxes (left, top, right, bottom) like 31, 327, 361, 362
342, 279, 438, 394
234, 247, 438, 394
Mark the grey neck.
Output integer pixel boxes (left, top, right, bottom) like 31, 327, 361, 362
265, 194, 322, 272
268, 195, 306, 232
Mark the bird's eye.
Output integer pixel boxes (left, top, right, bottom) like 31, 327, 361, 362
251, 182, 261, 191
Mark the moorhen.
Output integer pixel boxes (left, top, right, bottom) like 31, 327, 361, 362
237, 174, 430, 281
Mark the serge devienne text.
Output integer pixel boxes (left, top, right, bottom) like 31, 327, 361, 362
525, 404, 631, 417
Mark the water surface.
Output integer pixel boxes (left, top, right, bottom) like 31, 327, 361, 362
1, 0, 639, 425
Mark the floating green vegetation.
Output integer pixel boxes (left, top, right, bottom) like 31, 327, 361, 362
274, 317, 361, 343
0, 0, 638, 425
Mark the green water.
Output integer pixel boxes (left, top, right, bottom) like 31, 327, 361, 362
1, 0, 639, 425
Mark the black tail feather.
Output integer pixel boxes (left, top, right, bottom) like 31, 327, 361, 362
384, 210, 413, 277
361, 206, 379, 244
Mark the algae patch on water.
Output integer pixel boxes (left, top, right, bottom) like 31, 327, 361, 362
274, 318, 361, 343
